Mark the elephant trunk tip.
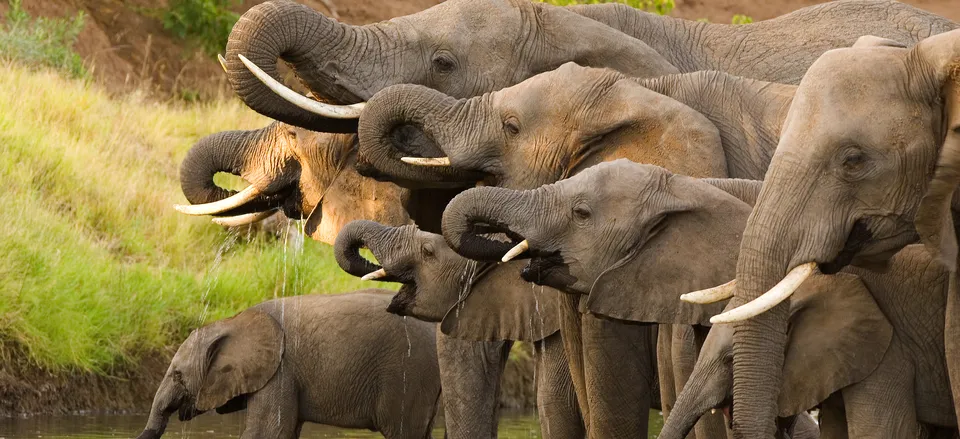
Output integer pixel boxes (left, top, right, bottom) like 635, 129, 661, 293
136, 429, 162, 439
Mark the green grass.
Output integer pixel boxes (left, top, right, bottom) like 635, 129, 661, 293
0, 0, 87, 78
0, 62, 386, 373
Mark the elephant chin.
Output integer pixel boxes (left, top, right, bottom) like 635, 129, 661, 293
387, 284, 418, 316
521, 255, 584, 294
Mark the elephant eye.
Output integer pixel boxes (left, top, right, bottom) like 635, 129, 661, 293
422, 242, 435, 257
503, 116, 521, 136
573, 205, 591, 220
839, 146, 870, 178
432, 52, 456, 74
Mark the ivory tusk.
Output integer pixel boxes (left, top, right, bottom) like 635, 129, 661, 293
710, 262, 817, 324
174, 185, 262, 216
681, 280, 736, 304
211, 210, 276, 227
237, 54, 365, 119
711, 409, 717, 415
400, 157, 451, 167
501, 240, 529, 263
361, 268, 388, 281
217, 54, 227, 73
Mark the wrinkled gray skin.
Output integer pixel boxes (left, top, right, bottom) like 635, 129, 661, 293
709, 30, 960, 438
358, 63, 794, 189
137, 291, 441, 439
177, 124, 520, 439
178, 122, 410, 243
225, 0, 953, 135
664, 245, 954, 438
334, 220, 586, 439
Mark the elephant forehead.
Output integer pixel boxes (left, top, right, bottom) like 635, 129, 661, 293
799, 48, 911, 105
568, 160, 666, 193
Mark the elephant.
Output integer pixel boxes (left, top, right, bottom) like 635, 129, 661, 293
356, 62, 795, 189
136, 290, 441, 439
334, 219, 588, 439
663, 245, 954, 438
685, 29, 960, 438
223, 0, 953, 133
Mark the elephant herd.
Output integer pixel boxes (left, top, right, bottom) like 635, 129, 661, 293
138, 0, 960, 438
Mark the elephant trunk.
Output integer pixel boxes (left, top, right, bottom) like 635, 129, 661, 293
356, 84, 485, 188
137, 376, 181, 439
178, 124, 296, 217
225, 0, 373, 132
334, 220, 407, 282
658, 359, 730, 439
441, 186, 548, 261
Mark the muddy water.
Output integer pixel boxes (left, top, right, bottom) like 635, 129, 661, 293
0, 411, 664, 438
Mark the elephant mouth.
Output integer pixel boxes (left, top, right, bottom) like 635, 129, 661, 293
520, 253, 581, 292
818, 217, 917, 274
387, 283, 418, 316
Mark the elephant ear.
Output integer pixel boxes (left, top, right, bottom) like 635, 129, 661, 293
441, 261, 561, 342
700, 178, 763, 207
585, 175, 751, 325
914, 31, 960, 270
195, 309, 284, 412
777, 273, 893, 417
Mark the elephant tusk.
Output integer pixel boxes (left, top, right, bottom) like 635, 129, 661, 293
681, 279, 736, 304
400, 157, 451, 167
711, 409, 717, 415
501, 240, 529, 263
710, 262, 817, 324
217, 54, 227, 73
237, 54, 365, 119
211, 210, 277, 227
174, 185, 263, 216
361, 268, 388, 281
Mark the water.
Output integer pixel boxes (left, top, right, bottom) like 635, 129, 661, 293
0, 411, 544, 438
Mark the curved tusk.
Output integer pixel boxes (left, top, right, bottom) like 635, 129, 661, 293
501, 240, 529, 263
710, 262, 817, 324
174, 185, 262, 216
211, 210, 277, 227
217, 54, 227, 73
400, 157, 451, 167
361, 268, 388, 281
237, 54, 364, 119
681, 279, 736, 304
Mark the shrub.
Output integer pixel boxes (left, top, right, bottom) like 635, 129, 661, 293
731, 14, 754, 24
539, 0, 675, 16
0, 0, 87, 78
162, 0, 239, 56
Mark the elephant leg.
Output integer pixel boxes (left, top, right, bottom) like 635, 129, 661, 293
819, 393, 849, 439
534, 331, 586, 439
841, 342, 919, 438
436, 329, 509, 439
581, 314, 656, 438
559, 293, 590, 430
241, 373, 300, 439
658, 324, 677, 420
945, 275, 960, 430
670, 324, 728, 439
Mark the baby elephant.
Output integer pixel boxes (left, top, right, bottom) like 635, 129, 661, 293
137, 290, 441, 439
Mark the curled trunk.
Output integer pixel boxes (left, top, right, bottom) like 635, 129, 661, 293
225, 1, 368, 132
441, 186, 546, 261
356, 84, 485, 188
178, 128, 293, 217
334, 220, 405, 282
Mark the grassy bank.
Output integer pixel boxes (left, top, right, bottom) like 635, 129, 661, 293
0, 62, 384, 373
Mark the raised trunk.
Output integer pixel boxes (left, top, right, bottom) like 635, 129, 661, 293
178, 128, 291, 216
225, 0, 378, 132
136, 379, 180, 439
356, 84, 485, 188
333, 220, 406, 283
441, 186, 548, 261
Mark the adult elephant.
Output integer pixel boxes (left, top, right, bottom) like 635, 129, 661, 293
681, 30, 960, 438
173, 124, 522, 439
225, 0, 954, 132
356, 63, 794, 188
334, 220, 591, 439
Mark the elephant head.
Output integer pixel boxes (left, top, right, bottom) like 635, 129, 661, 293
137, 310, 283, 439
357, 63, 727, 190
176, 121, 410, 243
333, 220, 559, 342
224, 0, 677, 132
697, 31, 960, 437
440, 160, 757, 325
659, 273, 892, 439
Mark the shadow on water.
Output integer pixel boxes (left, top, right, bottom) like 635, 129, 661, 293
0, 410, 665, 438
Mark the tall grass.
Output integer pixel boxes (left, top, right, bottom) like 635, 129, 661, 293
0, 63, 385, 373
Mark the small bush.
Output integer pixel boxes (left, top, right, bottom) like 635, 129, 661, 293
539, 0, 675, 16
162, 0, 239, 56
731, 14, 754, 25
0, 0, 87, 78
